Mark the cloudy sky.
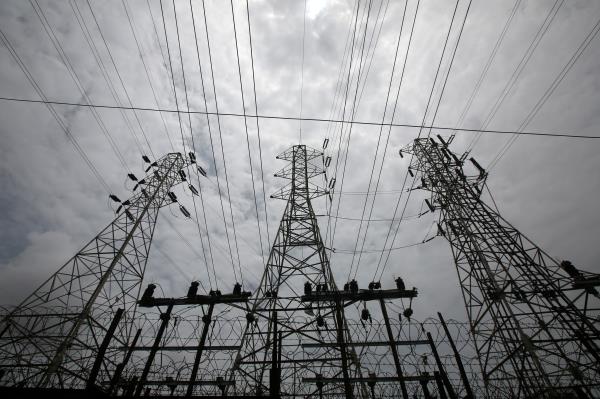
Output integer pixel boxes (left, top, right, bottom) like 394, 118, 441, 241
1, 0, 599, 323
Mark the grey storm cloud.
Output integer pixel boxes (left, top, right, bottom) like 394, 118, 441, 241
1, 0, 600, 324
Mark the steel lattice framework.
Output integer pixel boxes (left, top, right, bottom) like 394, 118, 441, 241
0, 152, 189, 389
229, 145, 362, 397
0, 145, 475, 398
402, 136, 600, 398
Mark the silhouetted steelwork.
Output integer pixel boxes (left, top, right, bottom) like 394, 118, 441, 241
0, 146, 476, 398
228, 145, 361, 397
402, 135, 600, 398
0, 152, 189, 389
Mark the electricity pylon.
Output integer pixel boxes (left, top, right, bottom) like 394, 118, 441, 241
0, 145, 472, 398
228, 144, 363, 397
0, 152, 189, 389
401, 136, 600, 398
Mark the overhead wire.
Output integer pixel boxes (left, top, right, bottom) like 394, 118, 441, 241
325, 0, 371, 175
467, 0, 565, 152
452, 0, 522, 135
373, 0, 465, 280
70, 0, 148, 162
229, 0, 266, 267
416, 0, 462, 139
335, 241, 424, 254
353, 0, 420, 276
188, 0, 223, 291
378, 0, 472, 281
488, 12, 600, 170
146, 0, 173, 77
86, 0, 157, 160
425, 0, 473, 138
347, 0, 409, 280
161, 217, 230, 290
354, 0, 391, 112
326, 0, 391, 186
2, 96, 599, 140
5, 1, 220, 290
320, 214, 421, 222
319, 0, 363, 218
323, 0, 367, 196
327, 0, 374, 256
29, 0, 131, 174
299, 0, 307, 144
200, 0, 244, 284
170, 0, 215, 290
0, 27, 112, 193
245, 0, 272, 251
322, 0, 361, 159
121, 0, 176, 152
160, 0, 215, 288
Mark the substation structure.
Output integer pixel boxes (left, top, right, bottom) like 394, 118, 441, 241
0, 145, 474, 398
401, 135, 600, 398
0, 140, 597, 398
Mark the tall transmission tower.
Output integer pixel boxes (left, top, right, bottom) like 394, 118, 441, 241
401, 136, 600, 398
229, 144, 361, 397
0, 152, 189, 389
0, 145, 474, 398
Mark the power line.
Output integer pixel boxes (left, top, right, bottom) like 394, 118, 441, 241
467, 0, 565, 152
121, 0, 176, 152
425, 0, 473, 138
452, 0, 522, 134
335, 241, 425, 254
488, 12, 600, 170
375, 0, 467, 280
348, 0, 409, 280
86, 0, 157, 160
299, 0, 307, 144
170, 0, 215, 290
354, 0, 392, 115
70, 0, 147, 162
229, 0, 266, 267
1, 96, 599, 140
187, 0, 221, 291
322, 0, 361, 158
318, 214, 421, 222
0, 27, 112, 194
200, 0, 244, 284
328, 0, 374, 261
353, 0, 419, 276
30, 0, 131, 173
245, 0, 272, 251
370, 0, 423, 280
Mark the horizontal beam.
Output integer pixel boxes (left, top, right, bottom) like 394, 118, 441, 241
240, 357, 343, 365
301, 340, 429, 348
118, 380, 235, 387
303, 375, 435, 384
0, 388, 274, 399
138, 292, 251, 307
120, 345, 240, 351
572, 277, 600, 289
301, 288, 417, 303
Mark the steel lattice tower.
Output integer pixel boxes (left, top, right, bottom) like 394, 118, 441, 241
402, 136, 600, 398
0, 152, 189, 389
0, 145, 475, 398
229, 145, 363, 397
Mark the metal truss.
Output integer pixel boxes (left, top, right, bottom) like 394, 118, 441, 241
402, 136, 600, 398
0, 145, 477, 398
0, 152, 189, 389
228, 145, 360, 397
